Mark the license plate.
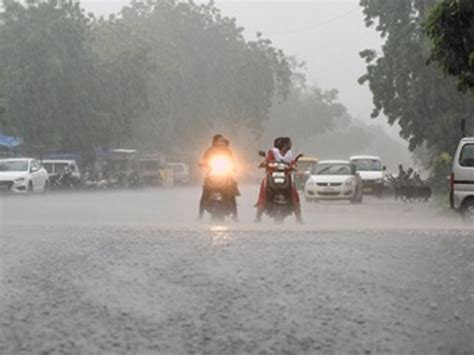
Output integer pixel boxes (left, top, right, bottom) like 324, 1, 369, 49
324, 187, 335, 192
272, 172, 285, 178
364, 187, 373, 192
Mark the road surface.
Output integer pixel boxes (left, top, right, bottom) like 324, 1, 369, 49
1, 186, 473, 354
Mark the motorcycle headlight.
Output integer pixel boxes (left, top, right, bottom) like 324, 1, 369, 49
209, 156, 233, 176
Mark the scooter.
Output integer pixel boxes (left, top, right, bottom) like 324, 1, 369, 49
201, 155, 238, 221
258, 151, 302, 223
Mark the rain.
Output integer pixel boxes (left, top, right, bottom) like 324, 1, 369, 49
0, 0, 473, 354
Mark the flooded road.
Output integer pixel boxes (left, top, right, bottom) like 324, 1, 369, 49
1, 186, 473, 354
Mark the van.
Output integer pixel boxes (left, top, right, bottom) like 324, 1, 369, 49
450, 137, 474, 221
295, 156, 318, 189
350, 155, 386, 197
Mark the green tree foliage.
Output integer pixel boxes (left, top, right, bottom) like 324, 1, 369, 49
0, 0, 102, 159
103, 0, 293, 155
359, 0, 474, 156
0, 0, 293, 161
425, 0, 474, 92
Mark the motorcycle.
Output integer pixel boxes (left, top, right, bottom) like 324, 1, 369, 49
258, 151, 302, 223
50, 169, 79, 190
201, 155, 238, 221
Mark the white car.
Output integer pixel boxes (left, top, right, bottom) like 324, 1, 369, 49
350, 155, 386, 197
450, 137, 474, 221
304, 160, 363, 203
0, 158, 49, 194
165, 162, 190, 185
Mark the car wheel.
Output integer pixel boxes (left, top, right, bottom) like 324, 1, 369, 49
462, 200, 474, 223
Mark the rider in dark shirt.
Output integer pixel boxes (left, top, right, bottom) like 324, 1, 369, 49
199, 134, 239, 220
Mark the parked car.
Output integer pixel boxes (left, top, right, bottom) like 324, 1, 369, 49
350, 155, 386, 197
450, 137, 474, 221
139, 155, 163, 186
0, 158, 49, 193
304, 160, 363, 203
295, 156, 318, 189
165, 162, 190, 185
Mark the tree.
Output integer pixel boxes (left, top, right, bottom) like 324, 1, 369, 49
0, 0, 294, 162
94, 0, 293, 156
359, 0, 474, 156
425, 0, 474, 92
0, 0, 107, 160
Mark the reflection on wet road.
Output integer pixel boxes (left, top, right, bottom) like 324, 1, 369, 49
0, 186, 473, 354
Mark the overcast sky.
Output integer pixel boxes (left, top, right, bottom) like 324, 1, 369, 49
82, 0, 392, 132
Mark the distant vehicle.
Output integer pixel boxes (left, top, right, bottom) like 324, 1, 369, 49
201, 155, 238, 221
450, 137, 474, 222
101, 149, 139, 188
42, 159, 81, 181
139, 155, 163, 186
304, 160, 363, 203
350, 155, 386, 197
295, 156, 318, 189
165, 162, 190, 185
0, 158, 49, 193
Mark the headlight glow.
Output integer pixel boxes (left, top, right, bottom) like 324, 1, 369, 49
209, 156, 233, 176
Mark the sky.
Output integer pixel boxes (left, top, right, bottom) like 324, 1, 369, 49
81, 0, 392, 134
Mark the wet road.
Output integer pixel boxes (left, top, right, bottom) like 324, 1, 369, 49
1, 186, 473, 354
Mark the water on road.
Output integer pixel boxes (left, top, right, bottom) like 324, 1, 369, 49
1, 186, 473, 354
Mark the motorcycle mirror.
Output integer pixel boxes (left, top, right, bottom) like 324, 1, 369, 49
258, 151, 266, 157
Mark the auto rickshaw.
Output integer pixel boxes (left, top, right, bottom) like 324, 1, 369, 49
295, 156, 318, 190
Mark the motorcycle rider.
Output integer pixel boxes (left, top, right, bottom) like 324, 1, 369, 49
198, 134, 239, 220
255, 137, 303, 223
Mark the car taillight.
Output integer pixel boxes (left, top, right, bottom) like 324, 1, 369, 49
449, 172, 454, 193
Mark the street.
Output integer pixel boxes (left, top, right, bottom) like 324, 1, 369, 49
1, 186, 473, 354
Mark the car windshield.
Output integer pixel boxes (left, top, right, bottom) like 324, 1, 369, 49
313, 163, 352, 176
352, 159, 382, 171
0, 160, 29, 172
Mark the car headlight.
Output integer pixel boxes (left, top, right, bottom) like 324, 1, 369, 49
14, 177, 25, 183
